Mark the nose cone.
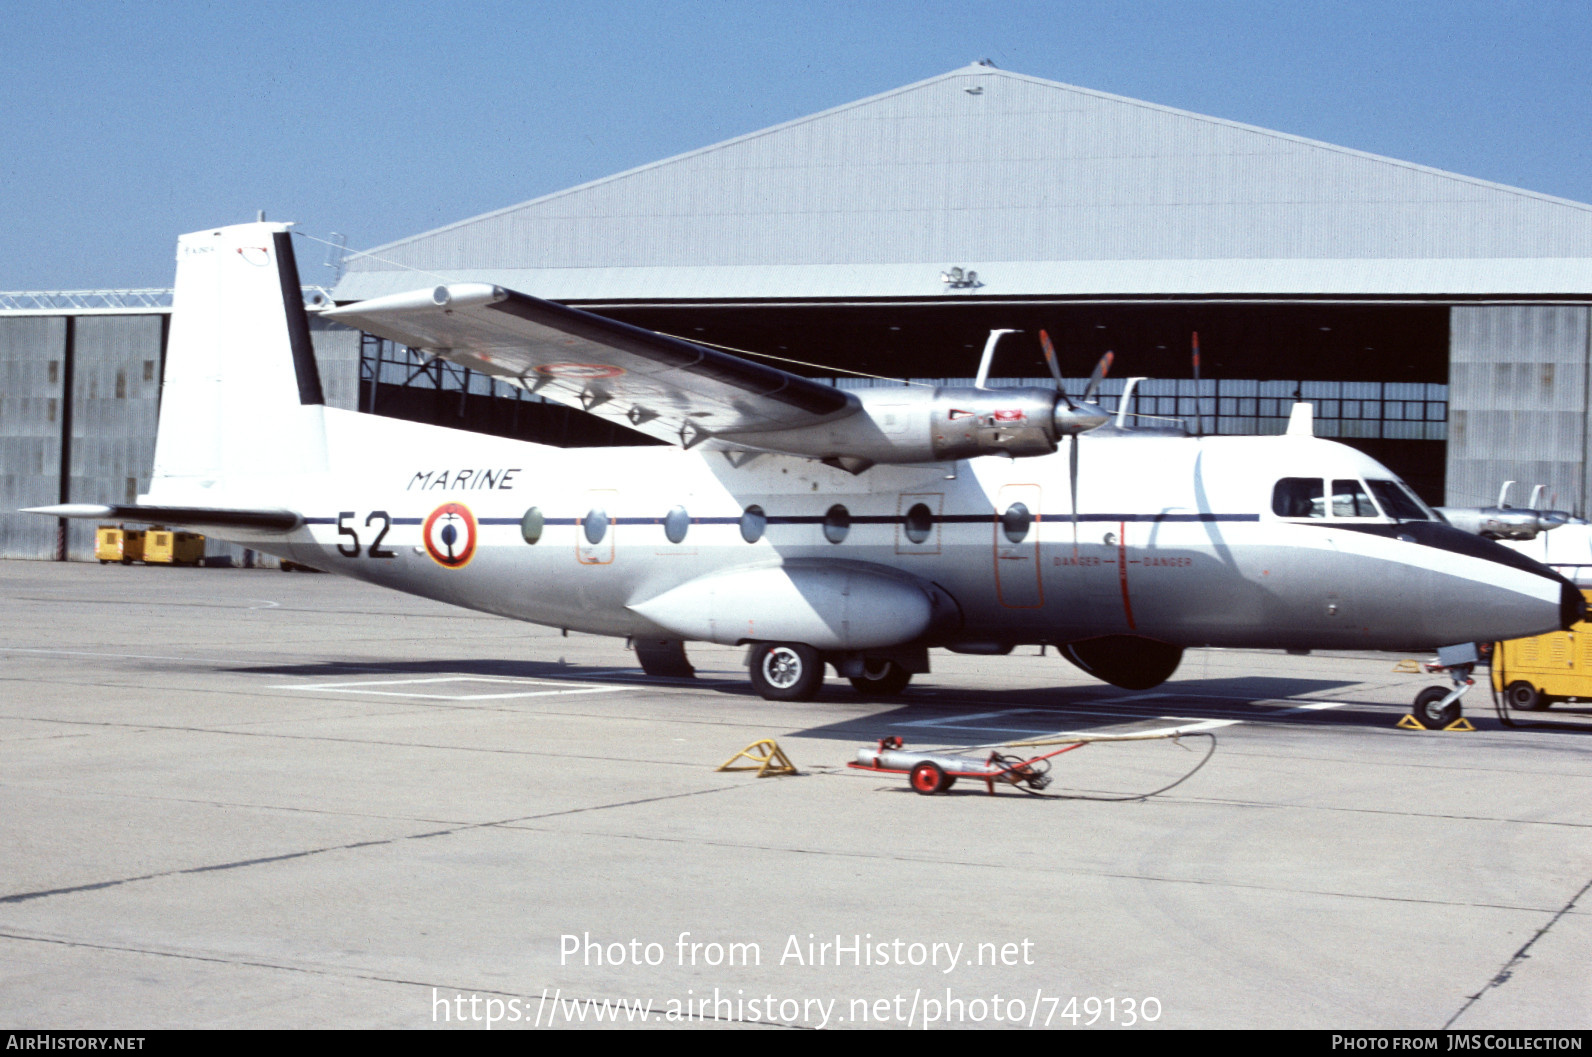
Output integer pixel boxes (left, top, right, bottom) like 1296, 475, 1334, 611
1387, 523, 1580, 645
1562, 580, 1587, 630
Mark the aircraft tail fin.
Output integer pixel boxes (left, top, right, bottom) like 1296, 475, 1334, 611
148, 222, 329, 501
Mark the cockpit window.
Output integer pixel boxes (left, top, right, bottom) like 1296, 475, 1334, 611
1272, 478, 1326, 518
1367, 479, 1434, 522
1331, 479, 1379, 518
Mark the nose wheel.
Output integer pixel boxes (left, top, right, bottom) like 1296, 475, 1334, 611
1413, 685, 1464, 728
1410, 649, 1477, 729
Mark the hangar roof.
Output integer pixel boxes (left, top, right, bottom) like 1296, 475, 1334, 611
336, 64, 1592, 302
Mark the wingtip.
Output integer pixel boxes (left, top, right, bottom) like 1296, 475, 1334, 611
20, 504, 114, 518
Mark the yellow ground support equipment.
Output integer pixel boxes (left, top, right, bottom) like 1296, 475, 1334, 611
143, 527, 206, 566
1491, 589, 1592, 712
95, 526, 146, 565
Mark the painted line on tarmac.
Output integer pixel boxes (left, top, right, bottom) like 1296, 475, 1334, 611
1270, 701, 1352, 715
900, 708, 1241, 739
268, 675, 625, 701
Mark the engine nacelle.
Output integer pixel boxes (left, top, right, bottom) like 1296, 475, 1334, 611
715, 386, 1110, 469
1435, 506, 1572, 541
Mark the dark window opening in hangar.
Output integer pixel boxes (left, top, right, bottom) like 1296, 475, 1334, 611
357, 300, 1450, 501
597, 302, 1450, 387
600, 300, 1451, 502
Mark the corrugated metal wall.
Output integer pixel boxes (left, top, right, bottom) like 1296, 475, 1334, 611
0, 317, 67, 559
1447, 307, 1591, 511
0, 312, 360, 562
64, 315, 164, 560
310, 318, 361, 411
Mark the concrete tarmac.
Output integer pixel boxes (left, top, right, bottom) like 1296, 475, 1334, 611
0, 560, 1588, 1029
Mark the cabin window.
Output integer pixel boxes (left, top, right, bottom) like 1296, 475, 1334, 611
520, 506, 544, 545
823, 504, 850, 544
663, 506, 690, 544
740, 505, 766, 543
1331, 479, 1379, 518
1367, 480, 1434, 522
904, 502, 934, 544
582, 508, 609, 545
1272, 478, 1325, 518
1002, 502, 1033, 543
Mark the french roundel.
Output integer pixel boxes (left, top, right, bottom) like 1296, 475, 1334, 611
422, 502, 478, 569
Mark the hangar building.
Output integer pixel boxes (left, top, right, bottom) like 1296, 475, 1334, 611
7, 63, 1592, 561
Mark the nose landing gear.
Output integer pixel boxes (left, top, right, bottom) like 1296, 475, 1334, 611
1409, 643, 1479, 729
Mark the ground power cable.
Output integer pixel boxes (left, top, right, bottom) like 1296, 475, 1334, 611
956, 729, 1220, 801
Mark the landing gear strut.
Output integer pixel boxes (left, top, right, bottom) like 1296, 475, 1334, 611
1412, 643, 1478, 729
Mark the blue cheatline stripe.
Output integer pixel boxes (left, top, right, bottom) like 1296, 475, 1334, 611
307, 510, 1261, 527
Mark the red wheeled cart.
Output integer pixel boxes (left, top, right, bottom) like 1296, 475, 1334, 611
848, 736, 1086, 795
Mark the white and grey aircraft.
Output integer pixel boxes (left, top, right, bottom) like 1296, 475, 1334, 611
28, 222, 1584, 725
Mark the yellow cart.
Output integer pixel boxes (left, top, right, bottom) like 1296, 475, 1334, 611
143, 527, 206, 566
95, 525, 146, 564
1491, 589, 1592, 710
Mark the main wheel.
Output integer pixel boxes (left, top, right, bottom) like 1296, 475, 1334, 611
848, 658, 912, 697
1413, 685, 1461, 728
910, 761, 946, 795
1505, 680, 1551, 711
748, 643, 824, 701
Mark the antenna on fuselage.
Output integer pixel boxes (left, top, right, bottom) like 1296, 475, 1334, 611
974, 329, 1021, 389
1285, 401, 1314, 437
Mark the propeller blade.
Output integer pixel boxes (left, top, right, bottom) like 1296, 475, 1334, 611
1038, 329, 1069, 396
1070, 433, 1081, 552
1083, 351, 1114, 403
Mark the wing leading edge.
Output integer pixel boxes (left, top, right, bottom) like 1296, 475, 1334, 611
324, 284, 857, 448
24, 504, 302, 533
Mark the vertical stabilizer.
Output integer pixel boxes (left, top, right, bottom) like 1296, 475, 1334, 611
149, 222, 328, 499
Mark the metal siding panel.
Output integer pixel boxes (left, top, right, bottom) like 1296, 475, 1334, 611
0, 316, 66, 559
1446, 306, 1590, 509
310, 318, 362, 411
67, 316, 163, 560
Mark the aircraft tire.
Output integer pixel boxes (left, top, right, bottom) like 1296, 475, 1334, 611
749, 643, 823, 702
1505, 680, 1550, 711
910, 761, 946, 795
848, 659, 912, 697
1413, 685, 1461, 728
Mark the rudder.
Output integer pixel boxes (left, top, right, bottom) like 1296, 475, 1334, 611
149, 222, 328, 500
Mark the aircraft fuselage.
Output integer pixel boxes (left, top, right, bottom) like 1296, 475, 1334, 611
206, 407, 1573, 657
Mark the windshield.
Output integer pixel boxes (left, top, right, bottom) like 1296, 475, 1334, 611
1366, 479, 1435, 522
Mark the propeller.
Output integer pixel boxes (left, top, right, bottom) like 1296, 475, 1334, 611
1039, 330, 1113, 552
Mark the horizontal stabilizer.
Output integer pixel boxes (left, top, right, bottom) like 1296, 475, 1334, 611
23, 504, 302, 533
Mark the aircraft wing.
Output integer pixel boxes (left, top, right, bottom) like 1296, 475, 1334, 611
323, 283, 857, 447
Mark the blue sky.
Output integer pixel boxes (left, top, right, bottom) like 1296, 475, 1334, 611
3, 0, 1589, 290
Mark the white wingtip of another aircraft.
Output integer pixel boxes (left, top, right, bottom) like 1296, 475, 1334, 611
21, 504, 116, 518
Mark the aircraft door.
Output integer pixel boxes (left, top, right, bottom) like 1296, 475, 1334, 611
578, 489, 617, 565
995, 484, 1043, 608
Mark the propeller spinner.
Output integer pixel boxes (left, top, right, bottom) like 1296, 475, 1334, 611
1039, 330, 1114, 550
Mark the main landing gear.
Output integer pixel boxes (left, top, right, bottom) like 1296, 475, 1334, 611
748, 643, 825, 701
745, 644, 917, 702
